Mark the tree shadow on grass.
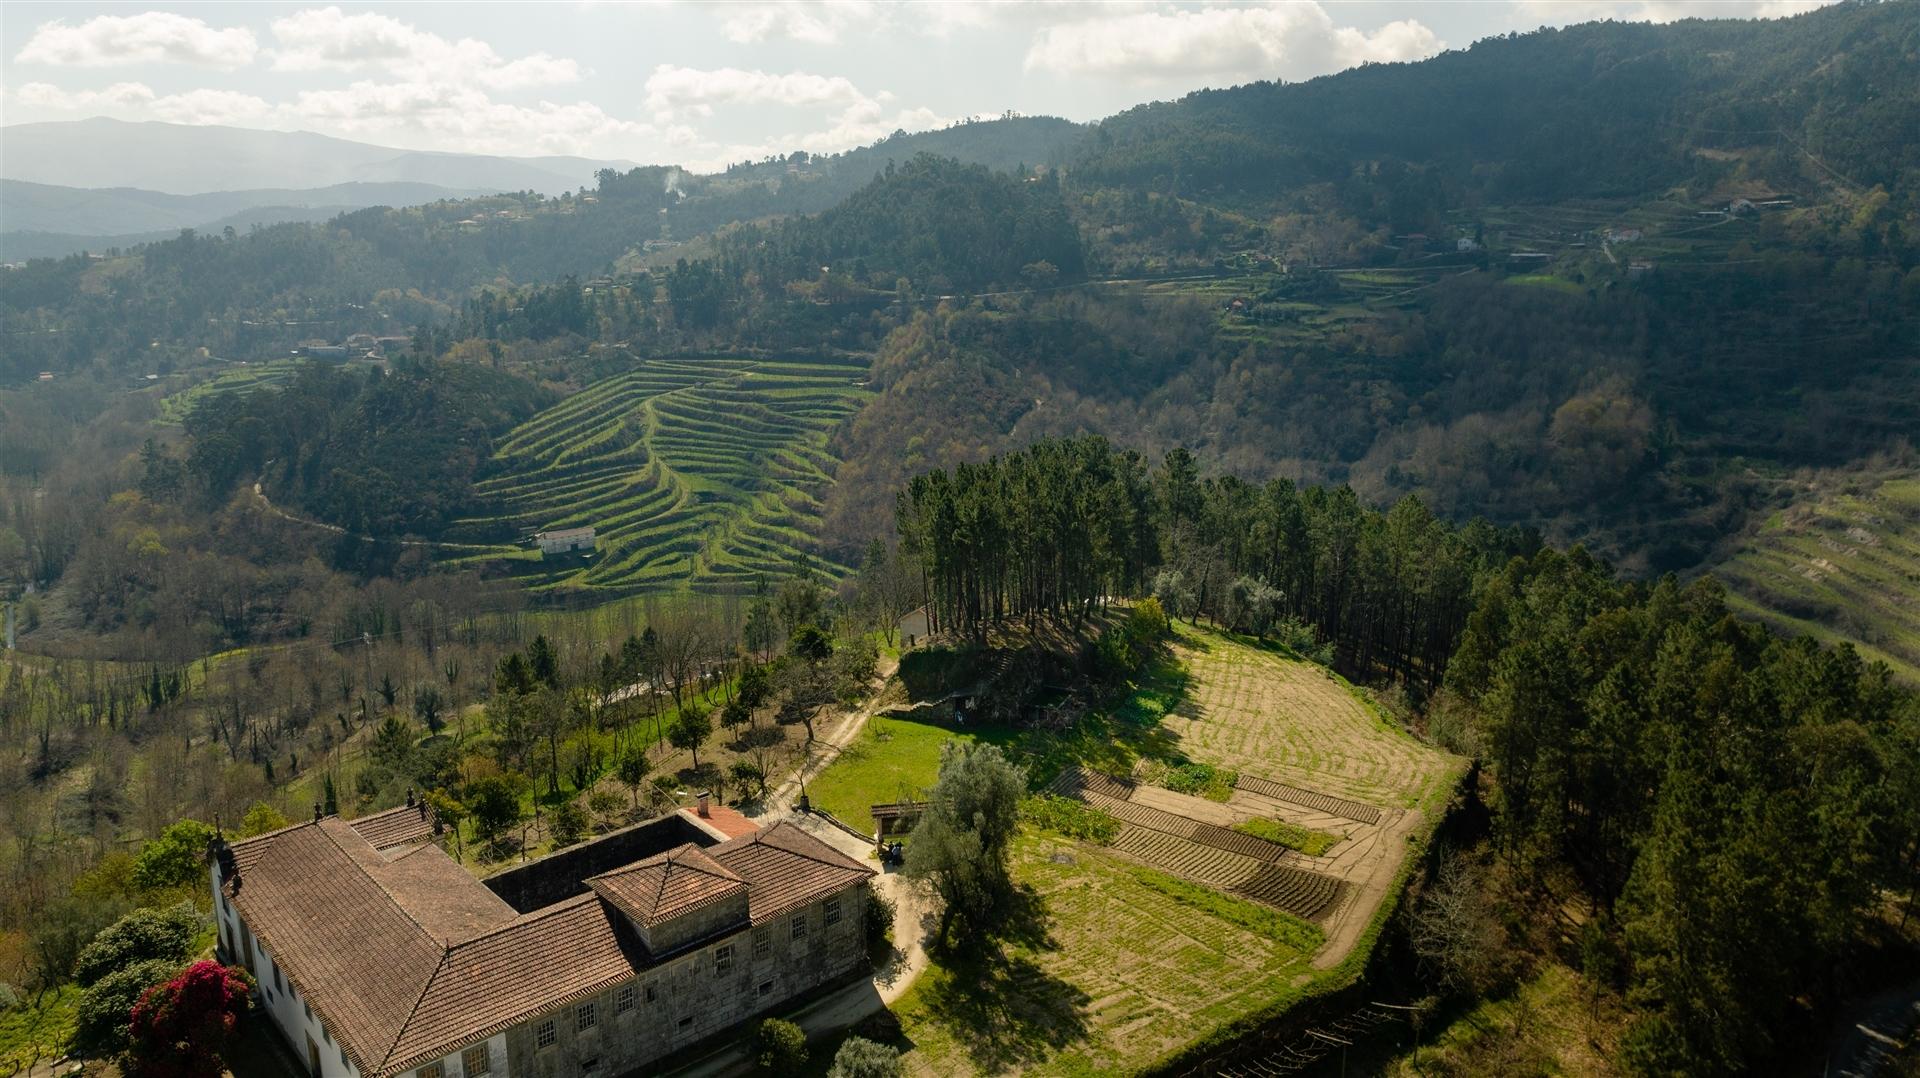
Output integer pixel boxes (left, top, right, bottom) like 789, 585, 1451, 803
921, 885, 1091, 1072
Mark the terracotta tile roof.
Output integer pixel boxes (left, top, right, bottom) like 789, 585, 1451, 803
226, 815, 870, 1077
349, 802, 438, 851
709, 821, 875, 924
689, 803, 760, 839
386, 894, 644, 1074
586, 844, 746, 928
225, 819, 456, 1076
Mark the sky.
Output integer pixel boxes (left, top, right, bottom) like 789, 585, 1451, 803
0, 1, 1832, 173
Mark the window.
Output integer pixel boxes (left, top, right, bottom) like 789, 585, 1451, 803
462, 1045, 491, 1076
677, 1016, 693, 1032
645, 982, 658, 1004
714, 945, 734, 976
758, 980, 774, 998
536, 1019, 557, 1049
340, 1047, 350, 1067
753, 926, 771, 959
576, 1001, 596, 1032
616, 986, 635, 1015
416, 1064, 443, 1078
824, 896, 842, 926
790, 914, 808, 942
303, 1000, 312, 1022
274, 964, 285, 993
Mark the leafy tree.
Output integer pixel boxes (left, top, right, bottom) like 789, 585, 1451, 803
127, 961, 253, 1078
903, 742, 1026, 941
322, 772, 339, 817
549, 800, 589, 848
828, 1037, 902, 1078
615, 747, 652, 808
375, 672, 399, 709
669, 705, 714, 769
371, 714, 416, 770
413, 684, 446, 733
494, 652, 535, 697
789, 624, 834, 669
754, 1017, 809, 1074
73, 903, 199, 987
76, 957, 184, 1056
131, 820, 217, 893
737, 663, 773, 711
529, 634, 560, 688
729, 760, 767, 800
466, 774, 527, 844
238, 802, 288, 837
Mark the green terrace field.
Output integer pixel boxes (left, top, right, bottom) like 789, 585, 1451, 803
156, 358, 335, 423
1715, 472, 1920, 684
441, 355, 872, 593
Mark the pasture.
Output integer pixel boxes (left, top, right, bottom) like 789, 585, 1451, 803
442, 355, 871, 593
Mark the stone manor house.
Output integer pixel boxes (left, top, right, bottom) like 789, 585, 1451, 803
209, 797, 874, 1077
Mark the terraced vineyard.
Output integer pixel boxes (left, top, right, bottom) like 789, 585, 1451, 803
443, 355, 872, 593
1716, 471, 1920, 684
1110, 827, 1345, 922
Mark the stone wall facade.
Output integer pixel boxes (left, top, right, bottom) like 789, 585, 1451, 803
498, 884, 869, 1078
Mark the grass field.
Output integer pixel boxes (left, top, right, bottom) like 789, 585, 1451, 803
1161, 628, 1457, 809
442, 355, 871, 594
806, 716, 1014, 830
1714, 472, 1920, 683
892, 830, 1324, 1078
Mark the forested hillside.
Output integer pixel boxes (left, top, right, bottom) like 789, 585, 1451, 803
2, 1, 1915, 663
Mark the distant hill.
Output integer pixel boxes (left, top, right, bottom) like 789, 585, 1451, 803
0, 118, 637, 195
0, 178, 494, 260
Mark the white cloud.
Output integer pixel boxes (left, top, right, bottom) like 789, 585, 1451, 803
718, 0, 1005, 43
15, 12, 258, 70
1514, 0, 1833, 23
269, 7, 580, 89
720, 1, 877, 45
643, 65, 868, 120
12, 80, 158, 111
1024, 3, 1441, 83
289, 80, 655, 157
148, 88, 275, 126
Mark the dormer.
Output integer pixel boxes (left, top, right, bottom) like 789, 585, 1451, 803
586, 844, 749, 953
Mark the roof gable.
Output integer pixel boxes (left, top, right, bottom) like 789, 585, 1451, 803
587, 843, 746, 927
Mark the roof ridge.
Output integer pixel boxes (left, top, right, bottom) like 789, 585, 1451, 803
376, 949, 453, 1074
444, 891, 603, 951
754, 820, 870, 872
315, 820, 453, 950
227, 816, 320, 852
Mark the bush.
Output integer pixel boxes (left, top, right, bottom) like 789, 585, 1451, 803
1020, 794, 1120, 844
131, 820, 217, 893
128, 961, 253, 1077
1158, 761, 1237, 802
76, 957, 184, 1055
29, 895, 128, 989
865, 887, 896, 952
74, 903, 200, 986
827, 1036, 902, 1078
549, 800, 588, 847
754, 1017, 808, 1074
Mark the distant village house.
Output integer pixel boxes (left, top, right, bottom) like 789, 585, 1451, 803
535, 526, 597, 556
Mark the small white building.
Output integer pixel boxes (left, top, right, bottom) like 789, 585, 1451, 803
535, 526, 596, 556
897, 606, 931, 649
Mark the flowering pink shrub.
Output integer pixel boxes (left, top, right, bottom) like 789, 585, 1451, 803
127, 960, 253, 1077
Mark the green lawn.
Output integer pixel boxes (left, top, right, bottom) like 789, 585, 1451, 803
806, 716, 1013, 831
0, 986, 77, 1071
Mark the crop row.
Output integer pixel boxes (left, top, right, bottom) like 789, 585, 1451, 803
1109, 828, 1344, 922
448, 355, 870, 592
1233, 774, 1382, 825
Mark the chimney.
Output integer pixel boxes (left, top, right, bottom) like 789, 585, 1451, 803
405, 787, 416, 808
417, 798, 428, 820
314, 803, 323, 822
697, 791, 711, 818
